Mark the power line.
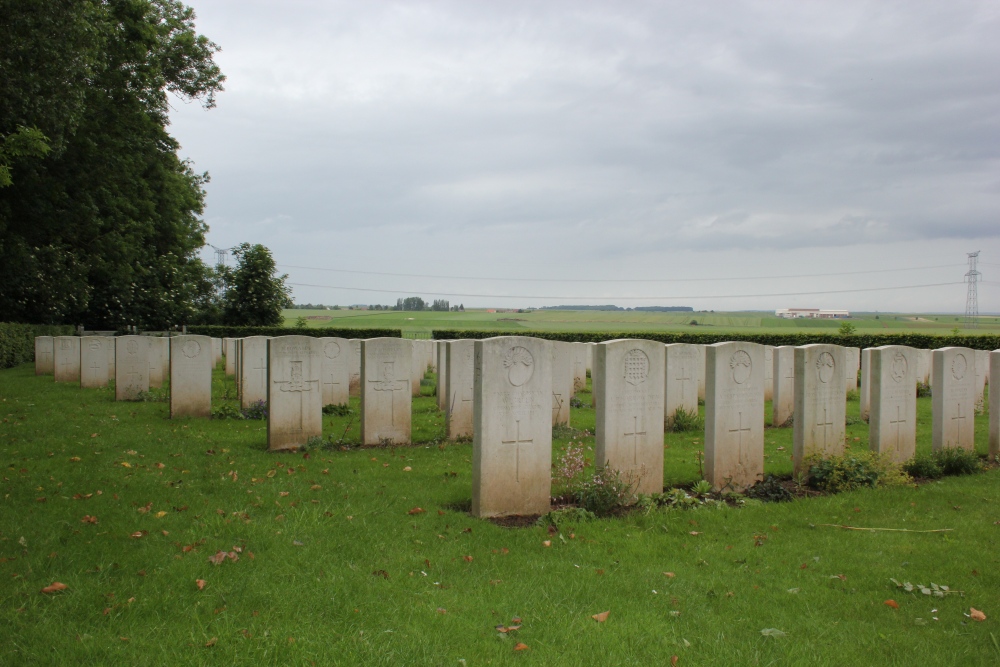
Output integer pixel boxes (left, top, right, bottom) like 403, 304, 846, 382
277, 262, 963, 284
287, 281, 964, 301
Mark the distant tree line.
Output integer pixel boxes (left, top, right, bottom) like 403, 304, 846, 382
540, 305, 694, 312
392, 298, 463, 312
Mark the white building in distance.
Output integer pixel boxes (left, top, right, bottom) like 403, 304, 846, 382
775, 308, 850, 319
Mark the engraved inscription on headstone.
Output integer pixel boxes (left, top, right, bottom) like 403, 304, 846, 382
361, 338, 413, 446
170, 335, 212, 418
705, 342, 764, 492
35, 336, 54, 375
115, 336, 149, 400
239, 337, 269, 409
793, 344, 847, 475
54, 336, 81, 384
550, 341, 572, 426
870, 345, 917, 462
772, 346, 795, 426
665, 343, 699, 423
446, 340, 475, 440
932, 347, 976, 451
80, 337, 110, 389
267, 336, 322, 451
320, 337, 349, 407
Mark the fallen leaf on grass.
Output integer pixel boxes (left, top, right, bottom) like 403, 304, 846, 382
208, 551, 227, 565
205, 637, 217, 647
41, 582, 67, 594
155, 511, 167, 519
671, 656, 678, 666
663, 572, 675, 578
970, 608, 986, 622
542, 540, 551, 547
196, 579, 206, 590
70, 457, 81, 462
884, 600, 899, 609
463, 555, 473, 562
513, 643, 529, 651
81, 515, 97, 524
130, 531, 147, 539
408, 507, 425, 515
372, 570, 390, 579
689, 531, 701, 536
760, 628, 786, 637
592, 610, 610, 622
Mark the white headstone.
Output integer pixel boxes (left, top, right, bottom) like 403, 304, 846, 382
107, 337, 116, 382
148, 337, 169, 388
859, 347, 872, 421
436, 340, 450, 411
212, 338, 222, 367
267, 336, 323, 451
570, 343, 588, 394
361, 338, 413, 446
932, 347, 976, 451
472, 336, 553, 517
550, 341, 572, 426
705, 341, 764, 492
53, 336, 81, 384
410, 341, 424, 397
793, 344, 847, 475
239, 336, 269, 409
170, 335, 213, 418
664, 343, 699, 423
34, 336, 54, 375
845, 347, 860, 395
989, 350, 999, 460
320, 337, 349, 407
915, 349, 931, 385
585, 342, 596, 374
116, 336, 149, 400
348, 339, 362, 396
763, 345, 774, 402
694, 344, 707, 401
80, 337, 110, 389
594, 339, 665, 495
446, 340, 475, 440
869, 345, 916, 463
225, 338, 237, 376
772, 345, 795, 426
974, 350, 988, 412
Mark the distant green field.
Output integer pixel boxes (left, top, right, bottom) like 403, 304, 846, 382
283, 309, 1000, 337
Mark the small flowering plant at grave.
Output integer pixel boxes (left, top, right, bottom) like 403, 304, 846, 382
551, 441, 587, 497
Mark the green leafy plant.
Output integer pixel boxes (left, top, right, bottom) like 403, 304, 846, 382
744, 474, 793, 502
916, 382, 932, 398
903, 454, 943, 479
838, 322, 857, 336
211, 403, 243, 420
322, 403, 353, 417
666, 406, 703, 433
574, 465, 639, 516
536, 507, 596, 529
806, 451, 911, 493
933, 447, 981, 476
241, 400, 268, 420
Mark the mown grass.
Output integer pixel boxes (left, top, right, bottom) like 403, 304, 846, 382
2, 364, 999, 665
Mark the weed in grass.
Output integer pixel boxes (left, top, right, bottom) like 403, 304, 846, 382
536, 507, 596, 529
241, 399, 268, 420
574, 465, 640, 516
322, 403, 353, 417
846, 389, 860, 402
916, 381, 932, 398
806, 451, 911, 493
744, 474, 794, 502
904, 454, 944, 479
933, 447, 982, 476
666, 406, 703, 433
135, 388, 169, 403
211, 402, 243, 420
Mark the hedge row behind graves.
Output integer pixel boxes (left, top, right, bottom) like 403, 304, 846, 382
0, 323, 75, 369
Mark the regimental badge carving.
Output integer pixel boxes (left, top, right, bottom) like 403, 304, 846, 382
182, 340, 202, 359
61, 340, 72, 350
503, 346, 534, 387
324, 341, 341, 359
126, 340, 139, 355
89, 340, 102, 351
623, 349, 650, 386
816, 351, 836, 384
280, 361, 310, 392
729, 350, 752, 385
951, 353, 968, 381
890, 350, 908, 383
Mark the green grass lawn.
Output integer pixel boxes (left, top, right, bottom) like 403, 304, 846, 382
283, 308, 1000, 338
2, 364, 999, 665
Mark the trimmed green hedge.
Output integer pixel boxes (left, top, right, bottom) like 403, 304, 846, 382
186, 325, 402, 339
431, 329, 1000, 350
0, 323, 75, 369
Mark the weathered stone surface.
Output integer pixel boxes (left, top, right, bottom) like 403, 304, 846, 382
472, 336, 552, 518
694, 344, 707, 401
793, 344, 847, 474
148, 337, 169, 388
550, 341, 572, 426
267, 336, 323, 451
437, 341, 450, 411
225, 338, 237, 377
80, 337, 110, 388
869, 345, 916, 462
705, 341, 764, 492
319, 337, 350, 407
915, 349, 931, 385
664, 343, 699, 423
772, 345, 795, 426
974, 350, 988, 412
212, 338, 222, 367
845, 347, 860, 395
763, 346, 774, 402
990, 351, 999, 460
348, 339, 361, 396
361, 338, 413, 446
107, 337, 116, 381
446, 340, 475, 440
410, 342, 425, 397
54, 336, 81, 384
932, 347, 976, 451
859, 348, 872, 420
585, 342, 596, 374
239, 337, 269, 409
571, 343, 588, 394
34, 336, 54, 375
115, 336, 149, 400
170, 335, 213, 418
594, 339, 665, 494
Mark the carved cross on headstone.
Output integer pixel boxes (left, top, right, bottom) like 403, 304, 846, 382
675, 366, 692, 396
369, 362, 408, 426
816, 407, 835, 449
88, 357, 103, 382
450, 387, 473, 415
729, 411, 752, 466
276, 360, 319, 433
501, 419, 533, 483
251, 357, 267, 392
890, 404, 906, 453
952, 402, 967, 445
551, 391, 564, 418
623, 415, 647, 465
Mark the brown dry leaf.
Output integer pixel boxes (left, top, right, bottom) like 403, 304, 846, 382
689, 531, 701, 536
81, 515, 97, 524
155, 511, 167, 518
310, 485, 321, 490
513, 643, 529, 651
130, 531, 146, 539
663, 572, 675, 578
407, 507, 425, 515
196, 579, 206, 590
592, 610, 610, 623
204, 637, 217, 647
155, 462, 165, 469
970, 607, 986, 622
182, 545, 194, 553
70, 457, 81, 462
40, 582, 68, 594
542, 540, 552, 547
208, 551, 227, 565
463, 555, 473, 563
884, 599, 899, 609
671, 656, 679, 666
403, 466, 412, 472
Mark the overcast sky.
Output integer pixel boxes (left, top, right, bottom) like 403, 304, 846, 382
169, 0, 1000, 313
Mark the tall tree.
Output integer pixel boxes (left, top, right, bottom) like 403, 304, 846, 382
0, 0, 224, 328
223, 243, 292, 327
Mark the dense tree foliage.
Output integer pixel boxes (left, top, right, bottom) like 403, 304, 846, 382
222, 243, 292, 327
0, 0, 224, 328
